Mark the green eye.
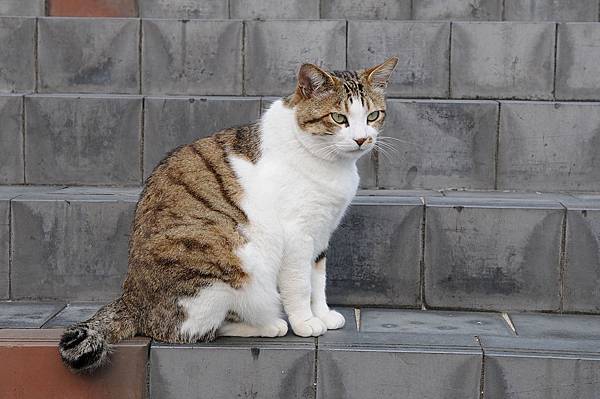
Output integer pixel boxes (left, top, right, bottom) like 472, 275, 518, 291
367, 111, 380, 122
331, 113, 348, 125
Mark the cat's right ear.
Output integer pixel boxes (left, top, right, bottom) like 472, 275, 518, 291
297, 64, 335, 98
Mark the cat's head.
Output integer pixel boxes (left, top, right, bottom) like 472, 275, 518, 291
286, 57, 398, 161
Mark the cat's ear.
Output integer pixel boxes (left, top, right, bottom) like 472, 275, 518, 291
363, 57, 398, 89
297, 63, 336, 98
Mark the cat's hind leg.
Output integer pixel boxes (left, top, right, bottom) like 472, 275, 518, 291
178, 282, 234, 342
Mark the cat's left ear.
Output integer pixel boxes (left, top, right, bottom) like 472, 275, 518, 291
363, 57, 399, 89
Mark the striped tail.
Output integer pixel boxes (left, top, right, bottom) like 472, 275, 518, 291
58, 297, 137, 373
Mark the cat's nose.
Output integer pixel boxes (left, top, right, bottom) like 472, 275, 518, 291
354, 137, 367, 147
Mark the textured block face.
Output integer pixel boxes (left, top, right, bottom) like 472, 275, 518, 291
348, 21, 450, 98
378, 100, 498, 189
47, 0, 138, 17
413, 0, 502, 20
564, 208, 600, 312
0, 302, 64, 328
504, 0, 599, 21
556, 24, 600, 100
320, 0, 411, 19
0, 0, 44, 16
0, 95, 23, 183
451, 22, 555, 99
318, 349, 481, 399
11, 195, 136, 300
425, 200, 563, 311
230, 0, 319, 19
140, 0, 228, 18
38, 18, 139, 94
150, 344, 316, 399
143, 96, 261, 177
510, 313, 600, 339
245, 21, 346, 96
357, 153, 377, 189
25, 95, 142, 185
142, 20, 242, 96
498, 102, 600, 191
484, 353, 600, 399
327, 198, 423, 306
0, 17, 35, 92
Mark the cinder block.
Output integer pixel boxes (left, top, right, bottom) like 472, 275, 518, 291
143, 96, 261, 177
509, 312, 600, 339
0, 17, 35, 92
0, 302, 65, 328
320, 0, 411, 19
47, 0, 138, 17
357, 152, 376, 189
498, 102, 600, 191
139, 0, 228, 18
1, 186, 58, 299
0, 201, 7, 299
378, 100, 498, 189
11, 192, 136, 301
0, 0, 44, 16
150, 339, 316, 399
424, 196, 563, 311
43, 303, 104, 328
413, 0, 502, 20
327, 196, 423, 307
38, 18, 139, 94
0, 95, 23, 183
318, 332, 481, 399
245, 21, 346, 96
0, 330, 149, 399
504, 0, 599, 21
361, 308, 513, 336
451, 22, 555, 99
348, 21, 450, 98
556, 23, 600, 100
563, 198, 600, 313
230, 0, 319, 19
142, 20, 242, 96
481, 336, 600, 399
25, 95, 142, 185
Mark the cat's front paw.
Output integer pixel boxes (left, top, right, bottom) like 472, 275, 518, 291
290, 316, 327, 337
260, 318, 289, 337
316, 310, 345, 330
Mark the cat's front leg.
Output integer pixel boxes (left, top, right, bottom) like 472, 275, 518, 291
311, 254, 345, 330
279, 232, 327, 337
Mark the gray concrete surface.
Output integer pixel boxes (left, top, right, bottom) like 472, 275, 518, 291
413, 0, 502, 20
321, 0, 411, 19
230, 0, 319, 19
43, 303, 104, 328
504, 0, 599, 21
0, 95, 23, 183
0, 302, 64, 328
0, 17, 35, 92
0, 0, 44, 16
139, 0, 228, 19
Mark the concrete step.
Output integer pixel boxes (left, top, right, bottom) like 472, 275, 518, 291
2, 303, 600, 398
2, 93, 600, 191
1, 187, 600, 313
2, 0, 599, 22
1, 17, 600, 100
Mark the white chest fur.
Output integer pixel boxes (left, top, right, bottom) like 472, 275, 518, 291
229, 100, 359, 260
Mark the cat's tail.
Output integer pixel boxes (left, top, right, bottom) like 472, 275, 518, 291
58, 296, 138, 373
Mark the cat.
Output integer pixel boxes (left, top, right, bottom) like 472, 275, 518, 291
59, 57, 398, 373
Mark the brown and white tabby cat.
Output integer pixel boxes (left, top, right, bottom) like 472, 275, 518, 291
59, 57, 398, 372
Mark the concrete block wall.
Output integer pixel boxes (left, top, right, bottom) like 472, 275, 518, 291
1, 16, 600, 190
3, 0, 599, 21
3, 187, 600, 315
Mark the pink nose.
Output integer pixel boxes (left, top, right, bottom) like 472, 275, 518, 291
354, 137, 367, 146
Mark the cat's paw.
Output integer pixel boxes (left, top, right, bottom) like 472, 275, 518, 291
260, 318, 289, 337
290, 317, 327, 337
316, 310, 345, 330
